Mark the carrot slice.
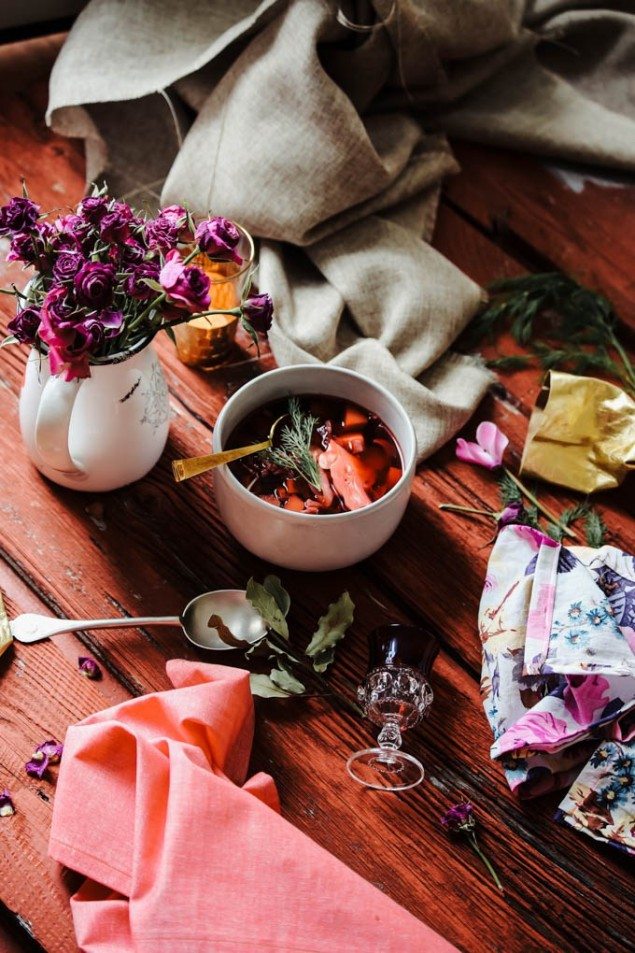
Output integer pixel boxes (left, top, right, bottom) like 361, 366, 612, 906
386, 467, 402, 490
285, 494, 305, 512
343, 405, 368, 431
334, 432, 365, 454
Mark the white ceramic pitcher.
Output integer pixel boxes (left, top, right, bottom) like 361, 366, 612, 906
19, 342, 170, 491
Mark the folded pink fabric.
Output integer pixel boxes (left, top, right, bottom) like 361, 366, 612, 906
50, 660, 454, 952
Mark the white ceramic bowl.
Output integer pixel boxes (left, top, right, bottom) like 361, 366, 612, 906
213, 365, 416, 571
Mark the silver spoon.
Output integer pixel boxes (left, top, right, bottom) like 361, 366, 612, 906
9, 590, 267, 651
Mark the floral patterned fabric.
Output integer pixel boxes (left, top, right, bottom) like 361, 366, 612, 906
480, 525, 635, 855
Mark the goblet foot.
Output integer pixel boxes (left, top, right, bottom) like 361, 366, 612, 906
346, 747, 424, 791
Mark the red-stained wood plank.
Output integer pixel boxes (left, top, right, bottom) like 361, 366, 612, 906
445, 141, 635, 327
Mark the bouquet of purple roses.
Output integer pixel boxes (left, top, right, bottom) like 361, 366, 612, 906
0, 186, 273, 381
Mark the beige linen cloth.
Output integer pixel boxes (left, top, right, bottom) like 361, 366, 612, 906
46, 1, 635, 460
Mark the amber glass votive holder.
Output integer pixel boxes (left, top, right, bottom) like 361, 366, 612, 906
173, 224, 254, 369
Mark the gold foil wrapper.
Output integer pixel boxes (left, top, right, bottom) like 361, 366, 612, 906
520, 371, 635, 494
0, 592, 13, 659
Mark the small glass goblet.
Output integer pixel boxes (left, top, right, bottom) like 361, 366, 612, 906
346, 623, 439, 791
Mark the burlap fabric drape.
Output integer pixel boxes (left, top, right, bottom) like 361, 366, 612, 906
46, 1, 635, 460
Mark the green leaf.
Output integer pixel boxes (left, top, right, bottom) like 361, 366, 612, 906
497, 471, 523, 506
246, 577, 289, 639
163, 324, 176, 345
0, 335, 19, 350
305, 591, 354, 671
485, 355, 531, 372
270, 665, 305, 695
142, 278, 164, 293
263, 575, 291, 617
249, 673, 294, 698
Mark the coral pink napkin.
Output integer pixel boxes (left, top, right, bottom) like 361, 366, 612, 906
50, 660, 454, 952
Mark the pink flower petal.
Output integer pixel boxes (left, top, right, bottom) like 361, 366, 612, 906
456, 438, 498, 469
475, 421, 508, 467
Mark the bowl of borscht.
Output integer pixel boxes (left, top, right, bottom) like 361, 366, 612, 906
213, 365, 416, 571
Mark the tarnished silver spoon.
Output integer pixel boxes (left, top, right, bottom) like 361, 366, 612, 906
9, 589, 267, 651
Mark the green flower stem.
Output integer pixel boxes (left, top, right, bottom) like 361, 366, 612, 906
124, 247, 203, 335
469, 832, 505, 896
609, 330, 635, 394
503, 468, 578, 541
439, 504, 496, 520
264, 629, 363, 717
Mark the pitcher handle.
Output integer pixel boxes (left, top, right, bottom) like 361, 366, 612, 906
34, 375, 83, 473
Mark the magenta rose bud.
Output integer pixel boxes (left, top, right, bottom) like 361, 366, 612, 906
53, 249, 85, 282
78, 195, 108, 222
0, 196, 40, 236
99, 202, 133, 243
242, 293, 273, 334
0, 789, 15, 817
78, 656, 102, 680
158, 204, 187, 225
159, 249, 210, 313
145, 217, 180, 253
124, 260, 160, 301
74, 261, 115, 308
119, 239, 146, 265
8, 306, 41, 344
195, 216, 242, 264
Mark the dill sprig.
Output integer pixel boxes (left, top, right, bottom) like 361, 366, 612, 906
468, 272, 635, 397
584, 508, 608, 548
267, 397, 322, 490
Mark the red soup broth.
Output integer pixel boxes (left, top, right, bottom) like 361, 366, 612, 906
226, 394, 403, 515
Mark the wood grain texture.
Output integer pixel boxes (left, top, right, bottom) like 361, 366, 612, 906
0, 37, 633, 953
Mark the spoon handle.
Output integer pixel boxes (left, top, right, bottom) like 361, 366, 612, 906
172, 439, 271, 482
10, 613, 181, 644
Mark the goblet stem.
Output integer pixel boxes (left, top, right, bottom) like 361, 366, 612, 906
377, 720, 402, 751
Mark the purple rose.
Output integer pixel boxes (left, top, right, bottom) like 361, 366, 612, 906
8, 306, 41, 344
99, 202, 133, 243
6, 222, 53, 267
78, 195, 108, 222
159, 249, 210, 313
53, 249, 85, 282
78, 656, 102, 679
195, 216, 242, 264
40, 285, 75, 328
124, 260, 160, 301
0, 196, 40, 236
145, 217, 180, 253
74, 261, 115, 307
242, 293, 273, 334
119, 239, 147, 265
54, 213, 86, 247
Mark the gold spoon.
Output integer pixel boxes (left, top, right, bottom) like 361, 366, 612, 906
172, 414, 287, 483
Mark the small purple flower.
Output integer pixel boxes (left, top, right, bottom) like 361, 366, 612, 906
456, 422, 508, 470
25, 740, 63, 780
7, 306, 41, 344
242, 293, 273, 334
53, 249, 85, 282
54, 213, 86, 246
78, 656, 102, 680
441, 802, 475, 832
6, 222, 53, 267
124, 260, 160, 301
159, 249, 210, 313
99, 202, 133, 243
78, 195, 108, 222
0, 789, 15, 817
497, 501, 524, 530
145, 216, 180, 253
195, 216, 242, 264
0, 196, 40, 236
74, 261, 115, 308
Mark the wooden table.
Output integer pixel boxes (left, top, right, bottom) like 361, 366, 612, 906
0, 35, 633, 953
